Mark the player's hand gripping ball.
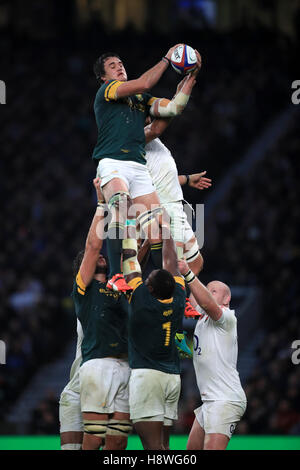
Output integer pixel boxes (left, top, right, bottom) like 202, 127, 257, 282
170, 44, 197, 75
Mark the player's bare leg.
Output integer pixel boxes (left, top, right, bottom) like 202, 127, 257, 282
186, 417, 205, 450
104, 411, 131, 450
82, 411, 108, 450
133, 421, 164, 450
162, 425, 171, 450
60, 431, 83, 450
204, 433, 229, 450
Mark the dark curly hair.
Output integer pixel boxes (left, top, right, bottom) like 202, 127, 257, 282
149, 269, 176, 300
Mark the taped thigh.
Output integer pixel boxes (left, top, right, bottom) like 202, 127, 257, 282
137, 207, 163, 237
108, 191, 130, 211
83, 419, 108, 438
106, 419, 133, 437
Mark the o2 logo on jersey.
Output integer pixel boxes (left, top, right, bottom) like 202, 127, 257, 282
194, 335, 202, 355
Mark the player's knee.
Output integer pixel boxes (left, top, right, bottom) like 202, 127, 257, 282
108, 191, 131, 212
105, 435, 128, 450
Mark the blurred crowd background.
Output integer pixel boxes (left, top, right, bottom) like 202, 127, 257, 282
1, 0, 300, 437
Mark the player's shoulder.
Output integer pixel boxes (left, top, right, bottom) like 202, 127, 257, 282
174, 275, 185, 289
127, 275, 144, 294
72, 270, 96, 299
96, 79, 123, 102
215, 307, 236, 329
174, 276, 186, 300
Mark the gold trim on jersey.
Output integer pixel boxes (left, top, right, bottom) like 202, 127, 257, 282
158, 297, 174, 304
76, 270, 86, 295
128, 276, 143, 292
104, 80, 122, 101
174, 276, 185, 288
147, 96, 158, 106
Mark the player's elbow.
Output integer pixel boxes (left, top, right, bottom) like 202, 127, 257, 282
86, 238, 101, 253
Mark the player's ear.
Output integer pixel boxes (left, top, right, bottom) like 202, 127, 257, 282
223, 294, 230, 307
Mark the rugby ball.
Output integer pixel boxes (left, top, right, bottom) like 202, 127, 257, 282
170, 44, 197, 75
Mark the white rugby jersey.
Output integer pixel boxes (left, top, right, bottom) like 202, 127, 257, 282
193, 306, 246, 402
145, 138, 183, 204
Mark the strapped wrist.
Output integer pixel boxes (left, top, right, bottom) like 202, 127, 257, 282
162, 56, 171, 65
183, 269, 195, 284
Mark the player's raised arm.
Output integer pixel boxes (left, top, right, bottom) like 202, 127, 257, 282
178, 259, 223, 321
78, 178, 106, 288
149, 68, 199, 119
144, 73, 199, 143
160, 209, 181, 277
99, 45, 181, 99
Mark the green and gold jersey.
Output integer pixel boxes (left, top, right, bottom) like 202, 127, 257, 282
127, 275, 186, 374
72, 271, 129, 365
92, 79, 157, 165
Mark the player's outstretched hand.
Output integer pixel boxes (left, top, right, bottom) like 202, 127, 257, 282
165, 44, 183, 61
190, 50, 202, 78
188, 171, 212, 190
93, 177, 105, 203
195, 50, 202, 69
176, 74, 189, 94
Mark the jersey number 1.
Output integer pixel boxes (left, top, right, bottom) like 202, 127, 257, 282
162, 321, 171, 346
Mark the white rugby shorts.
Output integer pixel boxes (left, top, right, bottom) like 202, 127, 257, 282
194, 400, 247, 439
80, 357, 131, 414
59, 384, 83, 433
96, 158, 156, 200
129, 368, 181, 424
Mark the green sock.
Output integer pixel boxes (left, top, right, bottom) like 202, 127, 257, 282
150, 242, 162, 269
107, 222, 124, 278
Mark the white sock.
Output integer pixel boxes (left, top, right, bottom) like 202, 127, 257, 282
61, 443, 82, 450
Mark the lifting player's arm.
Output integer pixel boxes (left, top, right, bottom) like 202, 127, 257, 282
115, 44, 182, 98
178, 172, 212, 190
144, 68, 200, 143
178, 259, 223, 321
78, 178, 106, 288
149, 61, 200, 120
